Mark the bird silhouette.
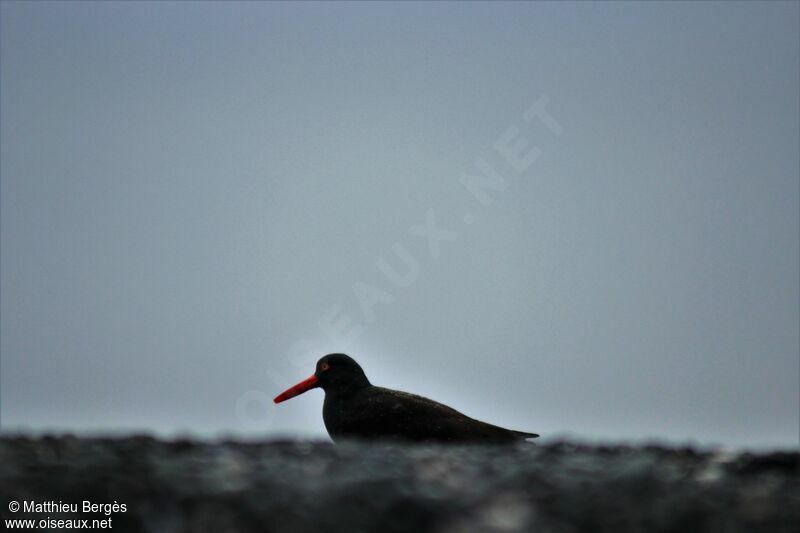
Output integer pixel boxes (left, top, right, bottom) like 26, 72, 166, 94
274, 353, 539, 444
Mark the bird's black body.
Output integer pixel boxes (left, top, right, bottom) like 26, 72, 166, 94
323, 385, 538, 444
275, 353, 539, 444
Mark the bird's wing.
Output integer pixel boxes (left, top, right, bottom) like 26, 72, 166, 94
342, 387, 536, 443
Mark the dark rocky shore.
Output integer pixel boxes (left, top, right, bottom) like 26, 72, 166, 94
0, 436, 797, 533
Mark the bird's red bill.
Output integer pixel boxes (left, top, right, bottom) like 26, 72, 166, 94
273, 375, 319, 403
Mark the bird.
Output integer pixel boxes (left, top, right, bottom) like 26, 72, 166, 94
273, 353, 539, 444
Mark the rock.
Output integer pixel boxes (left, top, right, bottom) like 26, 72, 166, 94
0, 436, 797, 532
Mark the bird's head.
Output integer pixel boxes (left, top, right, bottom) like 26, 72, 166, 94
273, 353, 370, 403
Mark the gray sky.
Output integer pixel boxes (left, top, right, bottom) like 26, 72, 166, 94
1, 1, 798, 449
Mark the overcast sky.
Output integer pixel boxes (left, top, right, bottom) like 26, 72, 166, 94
1, 1, 798, 449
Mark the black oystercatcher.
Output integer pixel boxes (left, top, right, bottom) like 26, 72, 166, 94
274, 353, 539, 443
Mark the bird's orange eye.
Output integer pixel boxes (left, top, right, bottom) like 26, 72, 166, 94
320, 362, 330, 372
